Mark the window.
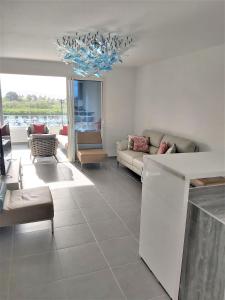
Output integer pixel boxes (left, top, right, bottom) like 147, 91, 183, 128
0, 74, 67, 130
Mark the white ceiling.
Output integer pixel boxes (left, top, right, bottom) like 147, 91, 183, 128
0, 0, 224, 66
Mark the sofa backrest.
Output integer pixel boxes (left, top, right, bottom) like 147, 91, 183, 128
143, 130, 164, 154
143, 129, 198, 153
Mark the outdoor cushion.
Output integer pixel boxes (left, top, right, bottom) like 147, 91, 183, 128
61, 125, 68, 136
33, 124, 45, 134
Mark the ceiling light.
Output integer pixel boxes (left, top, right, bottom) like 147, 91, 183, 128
56, 31, 134, 78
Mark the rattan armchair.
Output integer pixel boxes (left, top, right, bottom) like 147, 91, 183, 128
30, 134, 58, 162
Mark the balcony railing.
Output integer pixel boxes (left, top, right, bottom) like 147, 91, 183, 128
3, 115, 67, 127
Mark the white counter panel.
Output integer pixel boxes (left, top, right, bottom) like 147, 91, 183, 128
139, 158, 189, 300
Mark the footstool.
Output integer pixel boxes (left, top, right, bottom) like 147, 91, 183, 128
0, 185, 54, 234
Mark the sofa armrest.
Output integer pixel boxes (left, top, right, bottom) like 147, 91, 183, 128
116, 139, 128, 151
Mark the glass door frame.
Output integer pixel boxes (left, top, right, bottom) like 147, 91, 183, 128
66, 77, 104, 162
0, 81, 3, 125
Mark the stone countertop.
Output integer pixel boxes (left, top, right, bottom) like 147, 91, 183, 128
144, 152, 225, 179
189, 185, 225, 225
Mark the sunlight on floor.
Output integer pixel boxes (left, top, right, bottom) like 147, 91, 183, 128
12, 144, 94, 189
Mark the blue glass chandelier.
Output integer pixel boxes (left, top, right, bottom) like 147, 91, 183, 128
56, 31, 134, 77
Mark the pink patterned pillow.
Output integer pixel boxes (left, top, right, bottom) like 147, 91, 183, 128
132, 136, 149, 152
157, 142, 169, 154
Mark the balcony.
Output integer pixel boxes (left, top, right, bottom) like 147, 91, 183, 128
4, 115, 67, 143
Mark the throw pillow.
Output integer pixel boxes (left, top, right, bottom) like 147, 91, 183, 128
33, 124, 45, 134
61, 125, 68, 136
157, 142, 169, 154
133, 136, 149, 152
166, 144, 176, 154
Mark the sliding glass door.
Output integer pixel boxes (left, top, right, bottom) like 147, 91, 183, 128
66, 79, 103, 162
74, 80, 102, 133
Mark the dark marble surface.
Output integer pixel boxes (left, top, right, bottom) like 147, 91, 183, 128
179, 185, 225, 300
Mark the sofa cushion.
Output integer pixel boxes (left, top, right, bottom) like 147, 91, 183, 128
149, 146, 158, 154
119, 150, 143, 165
133, 155, 145, 170
143, 130, 164, 147
161, 134, 197, 153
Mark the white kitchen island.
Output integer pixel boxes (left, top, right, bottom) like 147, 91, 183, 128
139, 152, 225, 300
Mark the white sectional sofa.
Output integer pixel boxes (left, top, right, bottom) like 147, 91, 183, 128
116, 129, 198, 176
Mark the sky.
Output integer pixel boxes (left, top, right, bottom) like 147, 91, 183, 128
0, 74, 66, 99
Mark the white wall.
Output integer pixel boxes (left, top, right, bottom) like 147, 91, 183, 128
134, 45, 225, 151
0, 58, 136, 155
103, 68, 136, 156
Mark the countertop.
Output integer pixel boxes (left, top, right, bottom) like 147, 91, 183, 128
144, 152, 225, 179
189, 185, 225, 225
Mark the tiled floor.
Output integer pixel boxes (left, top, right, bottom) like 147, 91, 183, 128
0, 144, 170, 300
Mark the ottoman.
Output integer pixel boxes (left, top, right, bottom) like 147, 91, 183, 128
0, 186, 54, 234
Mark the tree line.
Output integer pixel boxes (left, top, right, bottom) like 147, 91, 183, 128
3, 92, 67, 115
